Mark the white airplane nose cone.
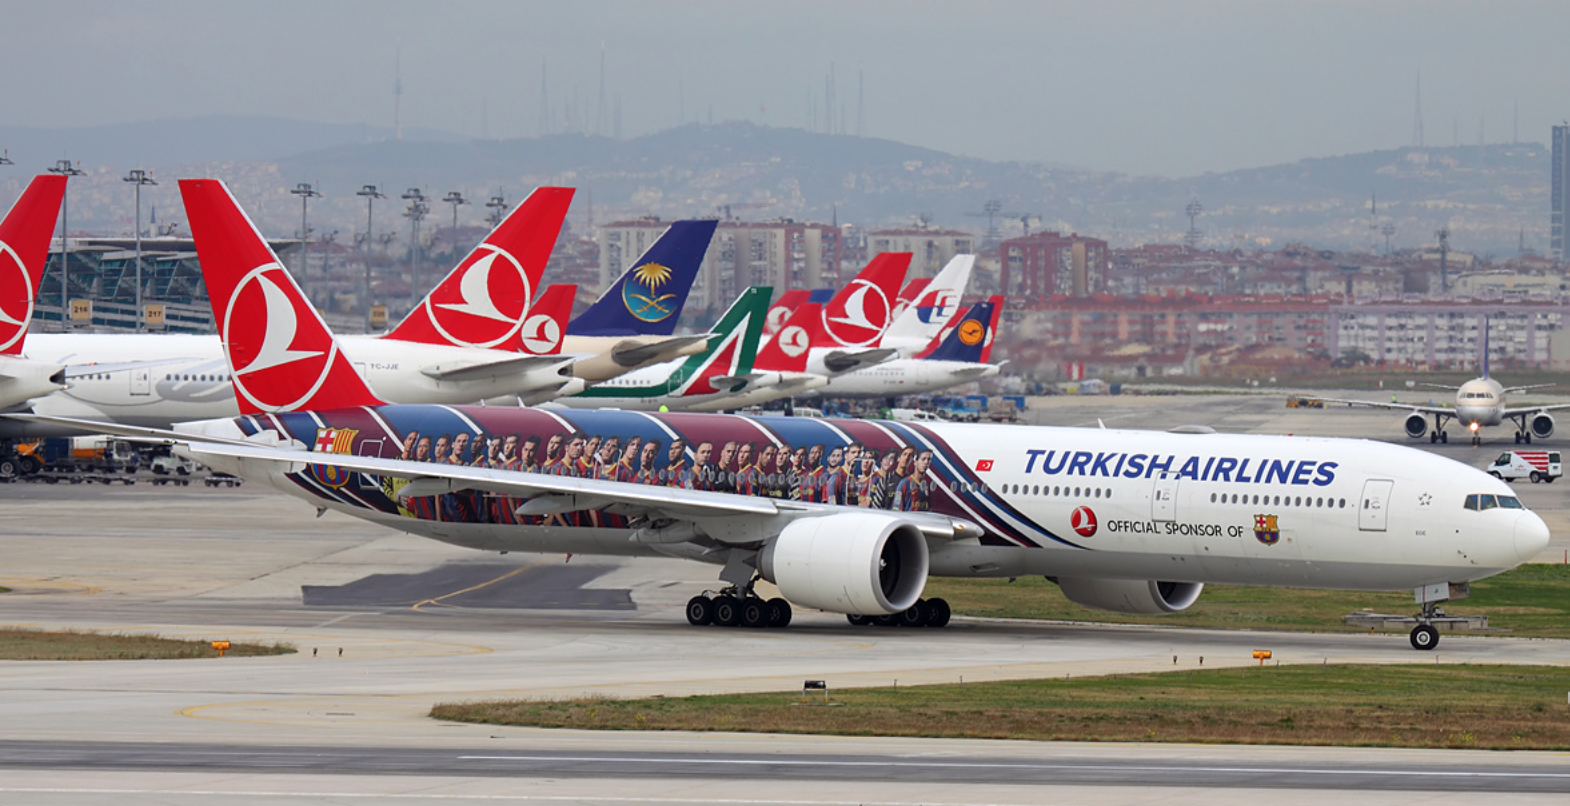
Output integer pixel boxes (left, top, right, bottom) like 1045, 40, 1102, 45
1515, 512, 1551, 561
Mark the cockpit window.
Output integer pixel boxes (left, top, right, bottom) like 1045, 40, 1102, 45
1499, 495, 1524, 509
1480, 494, 1498, 510
1464, 494, 1479, 511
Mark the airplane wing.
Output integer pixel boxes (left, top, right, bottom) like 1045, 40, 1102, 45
420, 353, 571, 382
1297, 395, 1452, 415
610, 335, 711, 368
822, 347, 897, 374
1501, 403, 1570, 417
1503, 384, 1558, 395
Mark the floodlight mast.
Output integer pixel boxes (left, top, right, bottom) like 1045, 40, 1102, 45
46, 160, 85, 329
290, 182, 322, 297
357, 184, 386, 330
402, 188, 429, 309
443, 190, 467, 259
122, 169, 158, 332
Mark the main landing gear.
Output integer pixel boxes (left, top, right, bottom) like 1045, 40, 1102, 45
1513, 430, 1534, 445
1410, 600, 1442, 650
846, 597, 952, 629
1428, 429, 1448, 444
686, 577, 793, 629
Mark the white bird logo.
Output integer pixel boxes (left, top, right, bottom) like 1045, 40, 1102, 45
223, 263, 336, 412
519, 313, 562, 354
822, 279, 890, 347
0, 241, 35, 353
778, 324, 810, 357
426, 244, 533, 349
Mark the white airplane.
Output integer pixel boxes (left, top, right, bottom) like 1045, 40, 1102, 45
0, 175, 70, 411
808, 301, 1003, 399
678, 301, 829, 412
875, 254, 975, 357
1307, 339, 1570, 446
7, 181, 587, 432
15, 244, 1550, 653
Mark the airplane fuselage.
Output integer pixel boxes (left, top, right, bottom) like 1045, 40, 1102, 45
1454, 377, 1506, 428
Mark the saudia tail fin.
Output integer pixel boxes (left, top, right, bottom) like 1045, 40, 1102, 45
880, 254, 973, 347
671, 286, 771, 397
518, 283, 575, 356
179, 178, 383, 414
0, 175, 68, 356
569, 219, 717, 337
754, 302, 823, 373
386, 186, 574, 350
923, 300, 995, 363
818, 251, 910, 348
765, 289, 809, 335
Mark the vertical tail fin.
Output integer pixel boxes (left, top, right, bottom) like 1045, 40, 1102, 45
754, 302, 823, 372
764, 289, 810, 335
673, 286, 771, 397
569, 219, 717, 337
923, 300, 995, 363
179, 178, 384, 414
0, 175, 68, 355
914, 305, 965, 359
890, 278, 931, 321
819, 251, 910, 348
880, 254, 974, 347
386, 186, 574, 350
518, 283, 576, 356
979, 294, 1004, 363
1481, 314, 1491, 380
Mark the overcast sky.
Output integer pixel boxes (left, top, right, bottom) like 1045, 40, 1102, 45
4, 0, 1567, 176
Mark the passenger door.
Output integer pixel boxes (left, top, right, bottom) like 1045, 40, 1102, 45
1151, 474, 1180, 522
1358, 479, 1394, 531
129, 367, 151, 396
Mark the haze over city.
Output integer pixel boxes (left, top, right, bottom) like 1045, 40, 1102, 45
6, 0, 1568, 177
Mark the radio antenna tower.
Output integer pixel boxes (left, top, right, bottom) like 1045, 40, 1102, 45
595, 43, 607, 136
394, 45, 403, 141
1184, 199, 1204, 248
1412, 72, 1424, 148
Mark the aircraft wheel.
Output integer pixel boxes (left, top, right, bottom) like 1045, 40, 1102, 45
740, 598, 770, 629
711, 595, 742, 627
685, 596, 713, 626
1410, 623, 1439, 651
897, 600, 929, 628
846, 614, 873, 626
0, 458, 17, 480
873, 614, 900, 627
1525, 433, 1533, 444
766, 598, 792, 628
925, 597, 952, 628
1429, 432, 1438, 444
1440, 432, 1448, 444
1515, 432, 1523, 444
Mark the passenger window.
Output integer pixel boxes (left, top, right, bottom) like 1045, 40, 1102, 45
1033, 485, 1040, 496
1211, 493, 1217, 503
1499, 496, 1524, 509
1480, 494, 1498, 510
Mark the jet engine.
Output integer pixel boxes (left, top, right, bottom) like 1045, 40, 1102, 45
759, 512, 928, 615
1531, 412, 1555, 440
1403, 413, 1429, 439
1056, 577, 1203, 615
0, 358, 67, 411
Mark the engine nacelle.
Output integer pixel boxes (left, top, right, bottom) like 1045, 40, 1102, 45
759, 512, 928, 615
1531, 411, 1555, 439
1403, 413, 1429, 439
0, 357, 67, 410
1056, 577, 1204, 615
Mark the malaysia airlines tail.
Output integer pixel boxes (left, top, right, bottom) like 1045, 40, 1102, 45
879, 254, 974, 353
179, 179, 384, 415
817, 252, 910, 349
385, 186, 574, 351
1, 175, 68, 356
922, 300, 995, 363
569, 219, 718, 337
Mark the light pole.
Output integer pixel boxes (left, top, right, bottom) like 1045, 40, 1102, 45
484, 193, 509, 228
122, 169, 158, 332
46, 160, 85, 328
289, 182, 321, 299
442, 190, 467, 257
356, 184, 385, 330
0, 150, 12, 165
401, 188, 429, 308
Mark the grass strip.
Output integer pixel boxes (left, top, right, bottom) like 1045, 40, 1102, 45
0, 628, 294, 660
433, 664, 1570, 749
923, 563, 1570, 638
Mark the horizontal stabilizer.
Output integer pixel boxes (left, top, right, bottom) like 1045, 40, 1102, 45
419, 354, 570, 382
822, 347, 897, 374
610, 335, 711, 368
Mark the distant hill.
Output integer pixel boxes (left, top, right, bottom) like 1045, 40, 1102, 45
0, 117, 1552, 256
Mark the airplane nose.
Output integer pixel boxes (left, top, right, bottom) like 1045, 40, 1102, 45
1514, 512, 1551, 562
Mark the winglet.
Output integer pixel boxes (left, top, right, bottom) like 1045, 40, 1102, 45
386, 186, 574, 350
569, 219, 718, 337
923, 300, 995, 363
180, 178, 384, 414
518, 283, 576, 356
0, 175, 68, 355
754, 302, 823, 373
819, 252, 910, 348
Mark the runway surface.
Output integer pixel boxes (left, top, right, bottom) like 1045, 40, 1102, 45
2, 392, 1569, 804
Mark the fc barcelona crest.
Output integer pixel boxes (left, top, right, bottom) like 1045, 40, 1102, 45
1253, 514, 1280, 546
310, 428, 358, 488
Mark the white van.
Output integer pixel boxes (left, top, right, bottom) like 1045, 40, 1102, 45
1486, 451, 1562, 483
887, 408, 942, 422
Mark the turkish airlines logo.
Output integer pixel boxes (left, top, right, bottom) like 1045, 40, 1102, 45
1070, 506, 1097, 538
426, 244, 533, 349
519, 312, 562, 354
915, 289, 960, 324
777, 324, 810, 357
766, 304, 793, 334
0, 240, 35, 353
822, 279, 891, 347
224, 262, 336, 412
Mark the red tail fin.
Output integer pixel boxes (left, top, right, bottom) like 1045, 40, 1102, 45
386, 186, 574, 350
179, 178, 384, 415
518, 283, 575, 355
980, 294, 1004, 363
0, 175, 67, 355
764, 289, 809, 335
819, 252, 910, 348
755, 303, 822, 372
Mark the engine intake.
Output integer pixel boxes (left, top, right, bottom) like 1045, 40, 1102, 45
1056, 577, 1203, 615
1403, 413, 1429, 439
1531, 411, 1555, 439
759, 512, 928, 615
